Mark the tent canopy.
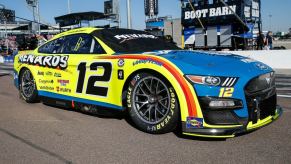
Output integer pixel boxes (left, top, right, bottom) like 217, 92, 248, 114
12, 24, 49, 30
55, 11, 108, 27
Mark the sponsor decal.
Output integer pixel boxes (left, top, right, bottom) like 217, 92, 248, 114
39, 79, 54, 84
118, 59, 125, 67
184, 5, 237, 20
46, 71, 53, 76
60, 88, 71, 93
37, 71, 44, 76
18, 54, 69, 70
114, 34, 158, 40
132, 58, 163, 66
57, 79, 69, 86
39, 86, 54, 91
54, 72, 62, 77
56, 86, 71, 93
186, 117, 203, 129
118, 70, 124, 80
114, 34, 158, 43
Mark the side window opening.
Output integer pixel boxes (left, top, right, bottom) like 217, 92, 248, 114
61, 34, 106, 54
93, 39, 106, 54
38, 37, 65, 54
38, 34, 106, 55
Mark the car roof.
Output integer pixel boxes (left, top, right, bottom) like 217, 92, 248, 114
52, 27, 101, 40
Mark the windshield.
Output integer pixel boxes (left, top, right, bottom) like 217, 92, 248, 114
91, 29, 181, 54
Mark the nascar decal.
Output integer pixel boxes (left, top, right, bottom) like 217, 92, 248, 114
97, 55, 198, 117
18, 55, 69, 70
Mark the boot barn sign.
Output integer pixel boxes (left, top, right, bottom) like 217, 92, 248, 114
182, 4, 241, 26
184, 5, 236, 19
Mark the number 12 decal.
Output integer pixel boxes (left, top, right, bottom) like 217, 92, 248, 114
76, 62, 112, 97
219, 87, 234, 98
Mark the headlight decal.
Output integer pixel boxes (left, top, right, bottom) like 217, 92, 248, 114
186, 75, 238, 87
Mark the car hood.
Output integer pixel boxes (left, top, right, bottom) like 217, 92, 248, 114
153, 50, 273, 78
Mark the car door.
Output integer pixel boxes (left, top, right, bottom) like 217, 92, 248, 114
36, 36, 68, 94
57, 33, 119, 108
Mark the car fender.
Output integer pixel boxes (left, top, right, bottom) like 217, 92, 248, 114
96, 55, 203, 122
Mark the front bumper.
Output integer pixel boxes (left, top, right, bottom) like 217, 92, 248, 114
182, 106, 282, 138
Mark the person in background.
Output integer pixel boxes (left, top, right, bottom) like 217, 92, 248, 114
266, 31, 274, 50
256, 32, 265, 50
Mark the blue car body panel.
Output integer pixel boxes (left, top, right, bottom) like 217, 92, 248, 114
154, 50, 273, 118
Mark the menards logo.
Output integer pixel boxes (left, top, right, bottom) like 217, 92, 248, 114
18, 54, 69, 70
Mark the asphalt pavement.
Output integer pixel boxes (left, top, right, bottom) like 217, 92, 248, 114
0, 75, 291, 164
0, 63, 13, 76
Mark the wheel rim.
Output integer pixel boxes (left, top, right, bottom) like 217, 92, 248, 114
21, 70, 35, 98
132, 76, 171, 124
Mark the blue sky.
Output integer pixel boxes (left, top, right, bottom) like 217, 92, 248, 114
1, 0, 291, 32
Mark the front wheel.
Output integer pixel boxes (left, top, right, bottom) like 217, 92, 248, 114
127, 73, 179, 134
19, 69, 38, 103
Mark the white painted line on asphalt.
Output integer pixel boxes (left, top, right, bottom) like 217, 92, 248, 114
278, 95, 291, 98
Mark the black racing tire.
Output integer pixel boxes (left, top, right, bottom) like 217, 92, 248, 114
19, 68, 38, 103
127, 73, 179, 134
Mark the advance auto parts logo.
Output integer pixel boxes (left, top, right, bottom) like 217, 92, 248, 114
19, 54, 69, 70
114, 34, 158, 43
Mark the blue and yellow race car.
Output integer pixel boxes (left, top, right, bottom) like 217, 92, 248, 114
13, 27, 282, 138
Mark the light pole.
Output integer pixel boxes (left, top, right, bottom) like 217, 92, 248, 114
68, 0, 71, 14
126, 0, 132, 29
36, 0, 41, 35
26, 0, 41, 35
268, 14, 272, 31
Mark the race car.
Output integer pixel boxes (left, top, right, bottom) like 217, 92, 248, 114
13, 27, 282, 138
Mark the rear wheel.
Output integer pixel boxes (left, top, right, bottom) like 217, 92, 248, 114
127, 73, 179, 134
19, 69, 38, 103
